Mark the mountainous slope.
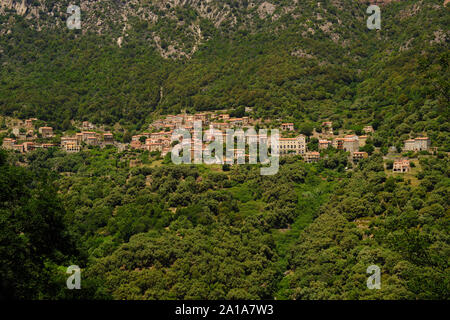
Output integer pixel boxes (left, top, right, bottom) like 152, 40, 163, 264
0, 0, 448, 150
0, 0, 448, 301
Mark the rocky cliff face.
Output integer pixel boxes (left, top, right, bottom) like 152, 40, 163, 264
1, 0, 287, 58
0, 0, 444, 59
0, 0, 39, 20
0, 0, 282, 30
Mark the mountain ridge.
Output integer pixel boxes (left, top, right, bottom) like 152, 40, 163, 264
0, 0, 410, 58
0, 0, 448, 151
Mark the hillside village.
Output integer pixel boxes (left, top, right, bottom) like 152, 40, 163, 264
1, 110, 436, 173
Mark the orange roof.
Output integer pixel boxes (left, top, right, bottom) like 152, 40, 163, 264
394, 159, 410, 165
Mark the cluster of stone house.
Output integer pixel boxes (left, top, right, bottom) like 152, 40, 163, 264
11, 127, 34, 141
317, 134, 368, 162
318, 139, 332, 150
279, 135, 306, 155
150, 112, 253, 131
2, 115, 435, 171
148, 113, 307, 158
82, 121, 96, 130
305, 151, 320, 163
403, 137, 431, 152
0, 116, 119, 154
2, 138, 56, 153
60, 132, 115, 153
25, 118, 38, 128
333, 135, 360, 153
281, 123, 295, 131
130, 131, 173, 156
38, 126, 54, 138
143, 116, 383, 164
322, 121, 333, 135
1, 119, 58, 153
393, 159, 411, 173
352, 151, 369, 162
7, 117, 54, 140
145, 113, 301, 160
321, 122, 374, 135
180, 134, 308, 164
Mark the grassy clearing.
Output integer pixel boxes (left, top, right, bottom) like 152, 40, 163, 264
386, 158, 421, 186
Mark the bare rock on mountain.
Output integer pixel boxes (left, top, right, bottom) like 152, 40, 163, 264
257, 2, 276, 19
117, 36, 123, 48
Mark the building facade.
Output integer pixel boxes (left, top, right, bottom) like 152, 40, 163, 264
404, 137, 431, 151
279, 135, 306, 156
281, 123, 294, 131
39, 127, 53, 138
318, 140, 332, 150
393, 160, 411, 173
305, 151, 320, 163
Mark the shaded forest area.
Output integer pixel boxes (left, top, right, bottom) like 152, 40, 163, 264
1, 147, 448, 299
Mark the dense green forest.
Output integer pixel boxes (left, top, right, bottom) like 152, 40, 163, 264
0, 0, 449, 300
0, 145, 448, 299
0, 149, 74, 299
286, 155, 449, 299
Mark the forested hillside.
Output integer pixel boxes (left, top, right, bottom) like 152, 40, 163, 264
0, 149, 76, 299
1, 143, 447, 299
0, 0, 448, 300
0, 0, 448, 149
286, 155, 449, 299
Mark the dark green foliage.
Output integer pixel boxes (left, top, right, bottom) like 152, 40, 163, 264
88, 224, 278, 299
286, 155, 449, 299
0, 150, 75, 299
0, 0, 448, 300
